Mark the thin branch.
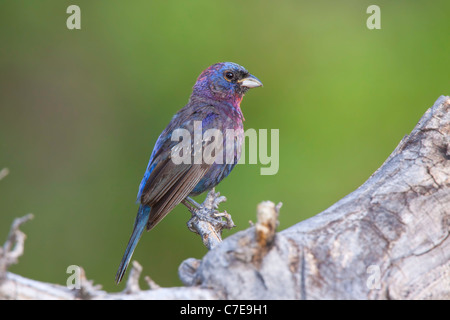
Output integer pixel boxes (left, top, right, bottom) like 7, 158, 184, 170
0, 214, 34, 280
185, 188, 236, 250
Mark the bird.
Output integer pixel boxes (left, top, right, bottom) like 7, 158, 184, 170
115, 62, 263, 284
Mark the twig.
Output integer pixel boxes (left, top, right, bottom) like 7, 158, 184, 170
123, 261, 143, 294
186, 188, 235, 250
144, 275, 161, 290
73, 266, 104, 299
255, 201, 282, 248
0, 214, 34, 280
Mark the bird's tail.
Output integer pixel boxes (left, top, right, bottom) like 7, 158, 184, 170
115, 204, 151, 284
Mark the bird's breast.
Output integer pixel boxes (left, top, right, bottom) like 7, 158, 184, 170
190, 123, 243, 196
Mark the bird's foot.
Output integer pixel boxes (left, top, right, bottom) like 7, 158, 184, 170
183, 188, 235, 247
186, 188, 236, 233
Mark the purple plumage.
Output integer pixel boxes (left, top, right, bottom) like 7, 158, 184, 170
116, 62, 262, 283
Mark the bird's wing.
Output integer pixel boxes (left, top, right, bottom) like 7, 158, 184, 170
139, 106, 221, 230
144, 161, 210, 230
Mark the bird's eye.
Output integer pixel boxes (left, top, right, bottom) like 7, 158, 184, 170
224, 71, 234, 80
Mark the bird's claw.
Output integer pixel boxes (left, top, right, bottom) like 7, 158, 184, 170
213, 210, 235, 230
203, 188, 227, 210
186, 188, 235, 235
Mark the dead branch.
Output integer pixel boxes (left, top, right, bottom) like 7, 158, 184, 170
0, 214, 34, 281
0, 96, 449, 299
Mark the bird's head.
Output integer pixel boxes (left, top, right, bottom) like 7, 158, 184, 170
191, 62, 263, 107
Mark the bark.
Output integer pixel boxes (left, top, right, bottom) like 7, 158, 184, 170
0, 96, 449, 300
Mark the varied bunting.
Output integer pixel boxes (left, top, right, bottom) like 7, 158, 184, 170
115, 62, 262, 283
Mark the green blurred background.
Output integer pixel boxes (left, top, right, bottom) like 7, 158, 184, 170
0, 0, 449, 292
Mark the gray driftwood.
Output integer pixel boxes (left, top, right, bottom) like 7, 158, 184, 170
0, 96, 449, 300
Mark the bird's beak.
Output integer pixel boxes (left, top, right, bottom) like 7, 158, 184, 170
238, 74, 263, 88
